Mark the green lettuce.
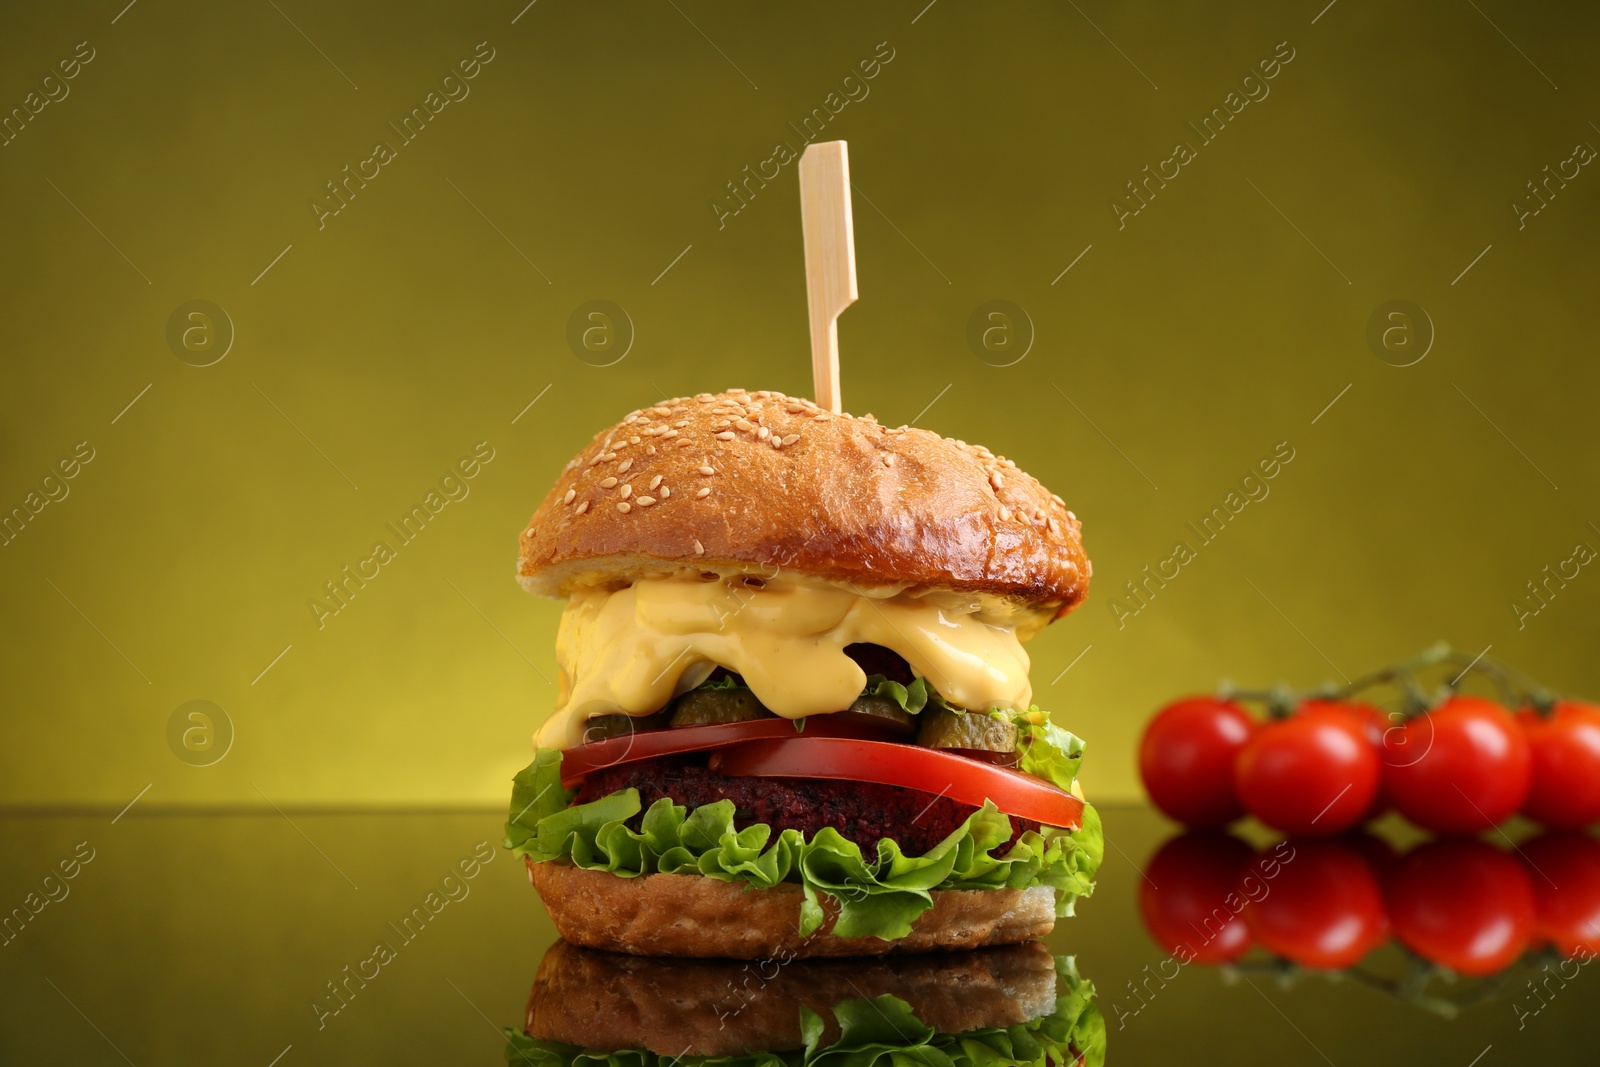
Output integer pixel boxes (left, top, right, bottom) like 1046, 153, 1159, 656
504, 954, 1104, 1067
504, 750, 1101, 941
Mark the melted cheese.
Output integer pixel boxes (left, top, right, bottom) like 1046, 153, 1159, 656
537, 571, 1045, 749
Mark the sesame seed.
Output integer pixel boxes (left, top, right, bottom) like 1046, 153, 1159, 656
697, 466, 715, 475
618, 458, 634, 474
1049, 517, 1062, 536
999, 505, 1012, 521
600, 477, 618, 489
648, 445, 658, 454
715, 431, 735, 440
525, 527, 535, 537
735, 419, 754, 432
675, 439, 694, 448
1051, 494, 1066, 507
637, 496, 656, 506
620, 484, 633, 499
602, 452, 617, 461
617, 501, 631, 512
713, 420, 732, 429
1066, 510, 1077, 521
990, 472, 1004, 490
649, 475, 663, 490
883, 454, 895, 466
693, 539, 705, 554
696, 487, 711, 499
630, 436, 641, 445
575, 501, 589, 515
781, 434, 799, 446
660, 486, 670, 498
662, 429, 678, 439
757, 426, 770, 440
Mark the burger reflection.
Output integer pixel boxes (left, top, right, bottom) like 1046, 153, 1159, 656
503, 940, 1106, 1066
1137, 829, 1600, 1020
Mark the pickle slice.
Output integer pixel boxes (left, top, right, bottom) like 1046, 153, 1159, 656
838, 693, 917, 734
579, 714, 644, 742
668, 687, 775, 727
916, 706, 1019, 752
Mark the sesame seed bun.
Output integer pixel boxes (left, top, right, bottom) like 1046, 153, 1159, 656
518, 389, 1089, 615
528, 859, 1057, 959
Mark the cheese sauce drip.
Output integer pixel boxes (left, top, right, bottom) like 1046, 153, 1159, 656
538, 571, 1046, 750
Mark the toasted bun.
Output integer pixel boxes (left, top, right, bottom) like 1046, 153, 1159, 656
519, 389, 1089, 615
527, 939, 1058, 1056
528, 859, 1055, 959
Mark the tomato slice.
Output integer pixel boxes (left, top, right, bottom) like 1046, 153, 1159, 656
713, 736, 1085, 830
557, 715, 905, 788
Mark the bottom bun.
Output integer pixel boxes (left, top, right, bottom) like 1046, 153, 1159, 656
528, 858, 1056, 958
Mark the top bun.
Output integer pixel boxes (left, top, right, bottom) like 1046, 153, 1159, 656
518, 389, 1089, 614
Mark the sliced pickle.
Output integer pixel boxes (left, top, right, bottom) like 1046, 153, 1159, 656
668, 687, 775, 727
578, 713, 646, 742
916, 706, 1018, 753
838, 693, 917, 734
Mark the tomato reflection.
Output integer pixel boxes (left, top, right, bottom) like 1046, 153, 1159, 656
1241, 839, 1388, 969
1140, 829, 1600, 981
1138, 831, 1254, 964
1386, 839, 1536, 976
1522, 832, 1600, 958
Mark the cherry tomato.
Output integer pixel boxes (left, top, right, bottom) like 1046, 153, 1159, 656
1139, 697, 1255, 827
1520, 832, 1600, 957
1518, 701, 1600, 829
1234, 709, 1381, 836
1386, 839, 1535, 975
1383, 696, 1531, 835
1299, 698, 1392, 817
714, 736, 1085, 829
1139, 832, 1254, 964
1240, 839, 1388, 969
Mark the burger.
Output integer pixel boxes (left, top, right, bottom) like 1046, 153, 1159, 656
505, 940, 1106, 1067
504, 388, 1102, 957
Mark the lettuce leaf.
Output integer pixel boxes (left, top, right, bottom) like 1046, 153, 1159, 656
502, 953, 1104, 1067
504, 750, 1101, 941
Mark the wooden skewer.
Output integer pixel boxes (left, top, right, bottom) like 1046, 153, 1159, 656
798, 141, 857, 414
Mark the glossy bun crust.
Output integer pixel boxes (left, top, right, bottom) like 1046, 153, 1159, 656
518, 389, 1089, 614
528, 859, 1057, 959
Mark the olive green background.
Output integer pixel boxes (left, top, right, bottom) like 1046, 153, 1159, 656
2, 0, 1598, 809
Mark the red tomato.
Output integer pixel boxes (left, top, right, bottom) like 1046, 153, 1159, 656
1234, 709, 1381, 836
1520, 832, 1600, 958
1383, 696, 1531, 834
1518, 701, 1600, 829
1386, 839, 1535, 975
1299, 698, 1393, 818
1240, 839, 1388, 969
1139, 832, 1254, 964
1139, 697, 1255, 827
557, 715, 904, 787
714, 736, 1085, 829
